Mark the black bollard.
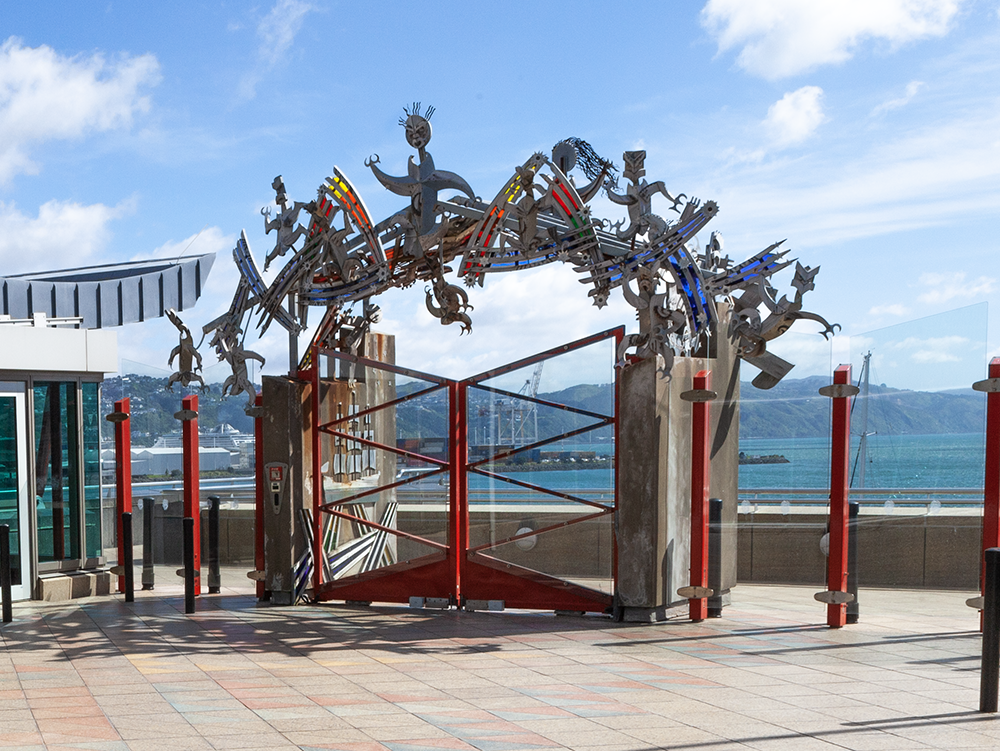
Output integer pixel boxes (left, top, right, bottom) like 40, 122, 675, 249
121, 512, 134, 603
846, 501, 859, 624
707, 498, 724, 618
982, 548, 1000, 712
141, 498, 154, 590
0, 524, 11, 623
207, 496, 221, 594
183, 517, 195, 614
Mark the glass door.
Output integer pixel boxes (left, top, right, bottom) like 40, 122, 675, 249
34, 382, 81, 566
0, 392, 30, 600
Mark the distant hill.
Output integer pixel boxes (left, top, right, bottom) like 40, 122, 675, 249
103, 375, 257, 446
739, 376, 985, 438
110, 371, 986, 445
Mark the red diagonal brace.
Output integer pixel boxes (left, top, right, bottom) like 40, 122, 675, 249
114, 398, 132, 594
827, 365, 852, 628
690, 370, 711, 622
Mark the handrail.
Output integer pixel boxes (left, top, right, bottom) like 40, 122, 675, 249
739, 487, 984, 496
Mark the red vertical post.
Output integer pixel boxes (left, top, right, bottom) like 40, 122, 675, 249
114, 397, 132, 594
612, 328, 622, 594
689, 370, 711, 622
254, 392, 265, 599
311, 347, 323, 598
982, 358, 1000, 601
448, 380, 468, 606
181, 394, 201, 594
827, 364, 852, 628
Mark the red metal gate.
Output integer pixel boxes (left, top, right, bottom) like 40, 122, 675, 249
306, 327, 622, 613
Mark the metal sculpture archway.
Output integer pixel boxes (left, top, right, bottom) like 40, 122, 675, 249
170, 103, 836, 395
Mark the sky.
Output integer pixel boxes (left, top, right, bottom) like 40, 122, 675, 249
1, 1, 999, 393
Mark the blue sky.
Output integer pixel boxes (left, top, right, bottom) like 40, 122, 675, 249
1, 1, 999, 391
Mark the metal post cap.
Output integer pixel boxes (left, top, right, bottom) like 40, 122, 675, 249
814, 590, 855, 604
677, 585, 714, 599
680, 389, 718, 403
973, 378, 1000, 393
818, 384, 861, 398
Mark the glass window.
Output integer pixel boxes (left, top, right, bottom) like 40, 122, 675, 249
34, 382, 81, 563
0, 397, 21, 585
82, 382, 101, 559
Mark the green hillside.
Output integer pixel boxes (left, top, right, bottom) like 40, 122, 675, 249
739, 376, 985, 438
107, 372, 986, 445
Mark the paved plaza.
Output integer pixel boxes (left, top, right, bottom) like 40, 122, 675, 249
0, 576, 995, 750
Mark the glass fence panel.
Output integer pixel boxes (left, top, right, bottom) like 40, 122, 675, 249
102, 362, 259, 577
846, 304, 986, 592
469, 335, 616, 596
738, 306, 988, 596
318, 358, 450, 584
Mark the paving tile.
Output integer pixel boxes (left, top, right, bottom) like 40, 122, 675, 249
0, 583, 994, 751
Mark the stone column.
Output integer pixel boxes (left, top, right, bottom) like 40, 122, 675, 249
616, 309, 740, 621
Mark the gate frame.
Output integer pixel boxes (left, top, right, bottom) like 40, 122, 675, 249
306, 326, 623, 612
458, 326, 623, 612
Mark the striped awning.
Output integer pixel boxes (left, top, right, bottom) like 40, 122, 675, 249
0, 254, 215, 329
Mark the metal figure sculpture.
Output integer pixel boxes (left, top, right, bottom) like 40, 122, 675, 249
219, 340, 265, 408
262, 176, 310, 271
188, 105, 836, 392
606, 151, 685, 242
166, 309, 207, 392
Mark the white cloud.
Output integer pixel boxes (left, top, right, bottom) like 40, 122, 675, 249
889, 335, 970, 364
763, 86, 826, 146
701, 0, 963, 79
868, 303, 910, 317
910, 349, 960, 363
0, 38, 159, 184
0, 198, 132, 273
238, 0, 314, 99
379, 264, 632, 388
872, 80, 924, 116
702, 106, 1000, 249
916, 272, 995, 304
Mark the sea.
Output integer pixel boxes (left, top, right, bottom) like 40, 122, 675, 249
122, 435, 989, 505
467, 433, 988, 497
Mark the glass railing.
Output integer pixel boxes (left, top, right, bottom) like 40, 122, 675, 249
737, 305, 988, 592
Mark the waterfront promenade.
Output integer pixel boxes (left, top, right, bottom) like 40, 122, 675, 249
0, 576, 994, 750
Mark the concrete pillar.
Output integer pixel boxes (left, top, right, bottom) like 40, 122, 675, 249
261, 375, 310, 605
616, 310, 740, 622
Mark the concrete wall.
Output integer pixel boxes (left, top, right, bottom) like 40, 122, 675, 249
737, 508, 981, 590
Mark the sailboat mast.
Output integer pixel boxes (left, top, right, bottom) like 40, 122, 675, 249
856, 351, 872, 489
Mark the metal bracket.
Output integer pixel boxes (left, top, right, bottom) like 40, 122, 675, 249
680, 389, 718, 403
677, 585, 714, 599
105, 412, 129, 423
176, 568, 201, 578
818, 384, 860, 399
814, 590, 855, 605
967, 595, 985, 610
246, 570, 266, 581
973, 378, 1000, 393
245, 407, 264, 418
174, 409, 198, 421
109, 565, 128, 576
